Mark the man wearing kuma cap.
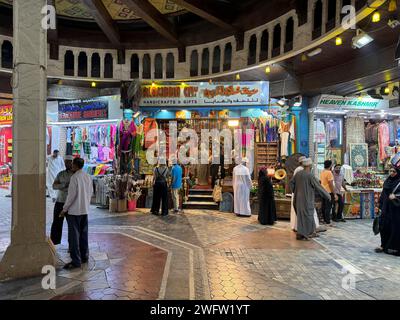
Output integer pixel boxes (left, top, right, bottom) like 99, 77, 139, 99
50, 155, 74, 247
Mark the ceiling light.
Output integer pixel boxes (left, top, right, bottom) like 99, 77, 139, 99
307, 48, 322, 57
228, 120, 239, 127
91, 82, 97, 88
372, 11, 381, 23
235, 74, 241, 80
151, 82, 156, 87
352, 29, 374, 49
335, 37, 343, 46
301, 54, 308, 62
293, 96, 303, 107
389, 0, 397, 12
265, 66, 271, 74
278, 98, 287, 106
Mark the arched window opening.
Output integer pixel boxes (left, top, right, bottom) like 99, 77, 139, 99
104, 53, 113, 78
166, 53, 174, 79
212, 46, 221, 73
1, 41, 13, 69
91, 53, 100, 78
326, 0, 337, 31
313, 0, 323, 39
78, 52, 88, 77
272, 24, 282, 57
201, 48, 210, 76
64, 50, 74, 76
131, 54, 139, 79
190, 50, 199, 77
142, 54, 151, 79
285, 17, 294, 52
259, 30, 269, 62
248, 34, 257, 65
154, 54, 163, 79
223, 43, 232, 71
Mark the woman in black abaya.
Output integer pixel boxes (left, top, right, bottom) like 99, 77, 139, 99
258, 169, 277, 225
376, 166, 400, 256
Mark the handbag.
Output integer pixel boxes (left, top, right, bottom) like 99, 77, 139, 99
213, 184, 222, 203
373, 215, 380, 235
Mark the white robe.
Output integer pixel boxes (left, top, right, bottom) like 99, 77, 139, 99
233, 164, 252, 216
290, 166, 320, 231
46, 155, 65, 200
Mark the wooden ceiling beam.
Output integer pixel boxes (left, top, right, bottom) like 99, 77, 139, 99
81, 0, 121, 47
122, 0, 180, 46
172, 0, 235, 31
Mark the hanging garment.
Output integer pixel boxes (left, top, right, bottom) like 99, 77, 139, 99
314, 119, 326, 143
346, 117, 366, 150
388, 120, 396, 146
280, 132, 290, 157
232, 164, 252, 216
144, 118, 158, 149
341, 165, 354, 184
326, 120, 338, 144
378, 122, 390, 161
119, 120, 136, 153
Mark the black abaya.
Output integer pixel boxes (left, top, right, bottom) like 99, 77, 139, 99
258, 170, 277, 225
379, 168, 400, 255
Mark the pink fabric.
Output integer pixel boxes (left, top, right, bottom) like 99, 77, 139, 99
378, 122, 390, 161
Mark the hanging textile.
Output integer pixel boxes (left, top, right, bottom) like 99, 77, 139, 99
378, 121, 390, 161
346, 117, 366, 150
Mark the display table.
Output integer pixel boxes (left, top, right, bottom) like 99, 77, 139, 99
275, 198, 291, 219
344, 187, 381, 219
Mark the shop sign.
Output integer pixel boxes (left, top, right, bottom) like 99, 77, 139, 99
0, 105, 12, 125
318, 95, 389, 110
58, 98, 109, 122
140, 82, 269, 107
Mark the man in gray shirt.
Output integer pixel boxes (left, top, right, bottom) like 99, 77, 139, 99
50, 155, 74, 246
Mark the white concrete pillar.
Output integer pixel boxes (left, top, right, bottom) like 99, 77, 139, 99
162, 52, 166, 79
99, 52, 105, 79
256, 33, 262, 64
138, 52, 143, 80
150, 53, 155, 80
74, 50, 79, 77
0, 0, 56, 280
87, 51, 92, 78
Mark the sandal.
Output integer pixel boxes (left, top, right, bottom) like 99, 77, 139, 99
374, 247, 384, 253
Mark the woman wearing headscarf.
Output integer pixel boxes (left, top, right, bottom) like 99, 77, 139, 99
258, 168, 277, 225
376, 166, 400, 255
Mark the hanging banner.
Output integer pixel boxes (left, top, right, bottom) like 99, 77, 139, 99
140, 82, 269, 107
318, 95, 389, 110
0, 105, 12, 125
58, 98, 109, 122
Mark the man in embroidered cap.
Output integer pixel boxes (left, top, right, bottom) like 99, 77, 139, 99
50, 155, 74, 247
290, 158, 331, 240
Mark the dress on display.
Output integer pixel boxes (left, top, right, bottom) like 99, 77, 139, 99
233, 164, 252, 216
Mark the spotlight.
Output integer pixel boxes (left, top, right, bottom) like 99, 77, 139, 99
228, 120, 239, 127
278, 98, 287, 106
372, 11, 381, 23
352, 29, 374, 49
151, 82, 156, 87
91, 82, 97, 88
301, 54, 308, 62
307, 48, 322, 57
235, 74, 241, 80
380, 86, 390, 95
292, 96, 303, 107
265, 66, 271, 74
335, 37, 343, 46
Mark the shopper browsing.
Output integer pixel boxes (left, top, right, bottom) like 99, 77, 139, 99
171, 157, 183, 214
151, 157, 170, 216
60, 158, 93, 270
320, 160, 336, 226
50, 155, 74, 247
333, 164, 347, 222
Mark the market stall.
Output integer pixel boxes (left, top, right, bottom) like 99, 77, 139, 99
309, 95, 400, 219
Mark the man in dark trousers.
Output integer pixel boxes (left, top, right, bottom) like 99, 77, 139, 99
50, 155, 74, 247
60, 158, 93, 270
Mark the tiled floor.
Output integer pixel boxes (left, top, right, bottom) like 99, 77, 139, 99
1, 189, 400, 300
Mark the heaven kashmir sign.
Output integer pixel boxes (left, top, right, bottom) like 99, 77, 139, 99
318, 95, 389, 110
